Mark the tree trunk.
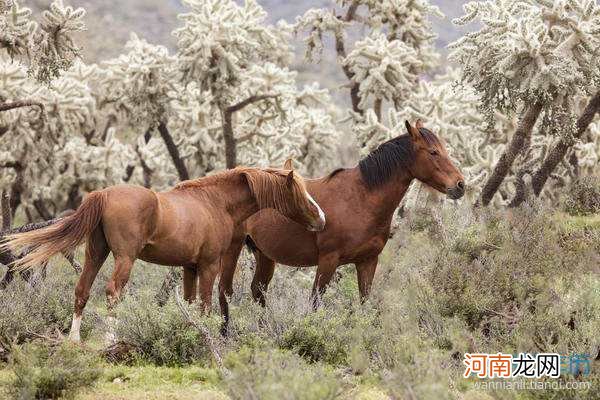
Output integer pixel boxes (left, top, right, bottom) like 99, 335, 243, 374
221, 94, 279, 169
1, 191, 11, 230
335, 1, 362, 115
531, 91, 600, 196
157, 122, 190, 181
221, 108, 237, 169
33, 199, 53, 220
128, 128, 154, 187
374, 98, 382, 121
478, 102, 544, 206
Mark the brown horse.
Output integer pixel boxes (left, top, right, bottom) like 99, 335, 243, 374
2, 167, 325, 341
218, 121, 465, 324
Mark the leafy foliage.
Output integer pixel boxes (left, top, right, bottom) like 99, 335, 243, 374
9, 341, 102, 399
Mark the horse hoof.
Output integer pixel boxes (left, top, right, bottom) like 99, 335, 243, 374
68, 332, 81, 342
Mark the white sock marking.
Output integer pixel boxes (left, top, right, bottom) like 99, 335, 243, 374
105, 315, 117, 345
68, 313, 82, 342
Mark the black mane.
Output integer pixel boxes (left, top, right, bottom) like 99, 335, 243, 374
358, 129, 440, 189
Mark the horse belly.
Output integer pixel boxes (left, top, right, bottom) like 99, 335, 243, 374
247, 209, 319, 267
138, 241, 199, 266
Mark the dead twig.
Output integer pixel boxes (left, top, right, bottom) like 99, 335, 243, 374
174, 286, 229, 375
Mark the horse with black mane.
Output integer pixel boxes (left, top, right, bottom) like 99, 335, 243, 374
218, 120, 465, 328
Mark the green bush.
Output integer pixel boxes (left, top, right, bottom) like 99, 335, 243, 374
0, 266, 83, 346
114, 291, 220, 366
564, 176, 600, 216
1, 204, 598, 399
9, 341, 103, 399
223, 346, 340, 400
281, 308, 352, 365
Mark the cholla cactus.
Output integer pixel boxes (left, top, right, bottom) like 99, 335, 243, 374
451, 0, 600, 206
344, 33, 422, 111
0, 59, 136, 217
451, 0, 600, 117
295, 0, 441, 118
173, 0, 289, 102
0, 0, 85, 85
0, 0, 340, 220
101, 34, 178, 127
172, 0, 337, 170
339, 0, 442, 66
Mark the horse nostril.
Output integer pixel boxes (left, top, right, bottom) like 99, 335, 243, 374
457, 181, 465, 190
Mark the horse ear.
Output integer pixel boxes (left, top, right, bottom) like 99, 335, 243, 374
405, 120, 420, 142
283, 158, 294, 170
415, 119, 424, 129
286, 170, 294, 186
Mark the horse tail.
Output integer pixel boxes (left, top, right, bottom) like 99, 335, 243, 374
2, 191, 107, 271
244, 235, 259, 253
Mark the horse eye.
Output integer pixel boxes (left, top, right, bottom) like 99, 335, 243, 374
429, 149, 439, 156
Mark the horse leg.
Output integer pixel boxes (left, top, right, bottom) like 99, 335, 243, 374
183, 266, 198, 303
198, 260, 220, 314
251, 251, 275, 307
355, 256, 378, 302
219, 235, 244, 335
69, 227, 109, 342
105, 255, 135, 308
311, 253, 339, 309
104, 254, 135, 344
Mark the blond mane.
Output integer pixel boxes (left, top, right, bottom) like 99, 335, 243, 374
175, 167, 308, 216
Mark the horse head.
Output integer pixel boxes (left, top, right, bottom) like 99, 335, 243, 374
243, 164, 326, 231
405, 120, 465, 200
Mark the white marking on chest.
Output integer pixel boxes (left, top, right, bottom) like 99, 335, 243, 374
306, 191, 326, 225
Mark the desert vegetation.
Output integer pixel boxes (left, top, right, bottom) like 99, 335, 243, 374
0, 0, 599, 399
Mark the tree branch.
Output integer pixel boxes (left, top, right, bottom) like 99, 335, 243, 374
531, 90, 600, 196
0, 101, 44, 113
174, 286, 228, 374
374, 98, 382, 121
0, 161, 22, 169
335, 1, 362, 114
226, 94, 279, 114
157, 122, 190, 181
1, 191, 11, 231
222, 94, 279, 169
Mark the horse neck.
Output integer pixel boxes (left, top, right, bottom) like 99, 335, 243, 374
201, 174, 260, 223
358, 166, 414, 220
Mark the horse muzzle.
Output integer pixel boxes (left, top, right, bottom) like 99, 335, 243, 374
447, 181, 465, 200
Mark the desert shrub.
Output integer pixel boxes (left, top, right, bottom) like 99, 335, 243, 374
225, 263, 315, 349
281, 306, 372, 365
0, 265, 85, 346
114, 291, 221, 366
363, 203, 600, 399
8, 341, 103, 399
564, 176, 600, 216
222, 346, 340, 400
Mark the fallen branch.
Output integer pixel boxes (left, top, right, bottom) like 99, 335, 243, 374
174, 286, 228, 375
0, 214, 80, 288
